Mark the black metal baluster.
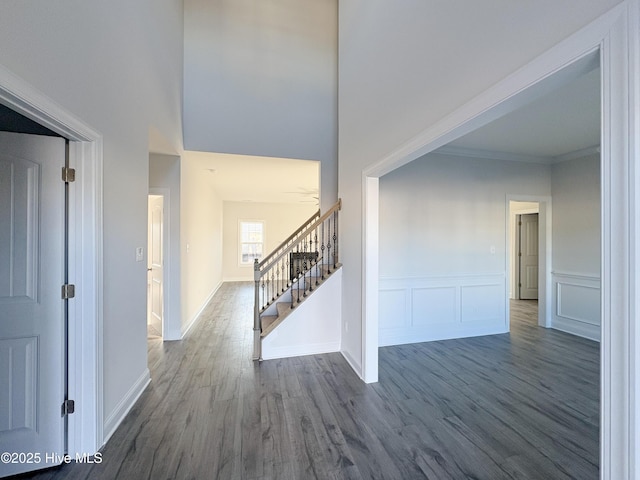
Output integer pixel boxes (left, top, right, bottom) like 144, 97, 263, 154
296, 247, 301, 305
326, 216, 332, 275
333, 210, 338, 270
290, 252, 295, 309
320, 220, 326, 280
286, 256, 291, 289
306, 231, 312, 293
270, 268, 275, 303
302, 238, 308, 297
314, 228, 320, 285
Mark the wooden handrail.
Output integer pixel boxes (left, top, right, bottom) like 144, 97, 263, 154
254, 208, 320, 272
255, 199, 341, 275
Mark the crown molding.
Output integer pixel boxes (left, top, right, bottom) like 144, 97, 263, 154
434, 144, 601, 165
433, 145, 552, 164
552, 145, 600, 162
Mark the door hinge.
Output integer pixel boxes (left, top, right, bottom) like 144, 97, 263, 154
62, 284, 75, 300
62, 399, 75, 416
62, 166, 76, 183
518, 221, 522, 226
519, 283, 522, 287
518, 252, 522, 257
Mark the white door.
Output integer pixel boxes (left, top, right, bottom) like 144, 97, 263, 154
0, 132, 66, 476
519, 213, 539, 300
147, 195, 163, 337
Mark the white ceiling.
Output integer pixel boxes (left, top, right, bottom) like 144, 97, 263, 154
182, 150, 320, 205
440, 66, 601, 162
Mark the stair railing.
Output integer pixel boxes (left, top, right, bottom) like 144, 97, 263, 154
253, 199, 341, 360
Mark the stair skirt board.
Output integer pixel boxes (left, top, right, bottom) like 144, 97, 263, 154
261, 341, 342, 360
261, 267, 342, 361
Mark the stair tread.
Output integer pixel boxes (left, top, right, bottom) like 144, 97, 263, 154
260, 316, 278, 336
276, 302, 291, 316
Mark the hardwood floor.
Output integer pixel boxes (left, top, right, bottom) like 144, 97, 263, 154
21, 285, 599, 479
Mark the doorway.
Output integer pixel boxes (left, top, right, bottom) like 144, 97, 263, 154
0, 67, 103, 462
0, 132, 67, 476
509, 201, 541, 334
509, 201, 540, 301
147, 194, 165, 339
517, 213, 539, 300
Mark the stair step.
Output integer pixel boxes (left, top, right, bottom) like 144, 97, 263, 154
261, 315, 278, 333
261, 303, 292, 338
277, 302, 291, 317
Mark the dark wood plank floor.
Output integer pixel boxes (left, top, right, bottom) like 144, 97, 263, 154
20, 284, 599, 479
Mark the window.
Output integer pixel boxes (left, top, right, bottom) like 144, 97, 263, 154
239, 221, 264, 265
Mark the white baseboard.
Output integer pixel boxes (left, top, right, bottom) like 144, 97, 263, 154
222, 276, 252, 283
181, 281, 222, 339
102, 368, 151, 445
262, 341, 340, 360
340, 349, 362, 380
551, 317, 600, 342
380, 324, 509, 347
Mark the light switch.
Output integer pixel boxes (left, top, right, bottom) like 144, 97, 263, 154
136, 247, 144, 262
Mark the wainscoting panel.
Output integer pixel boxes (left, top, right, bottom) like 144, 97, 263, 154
379, 289, 408, 329
551, 272, 600, 341
412, 287, 456, 326
461, 283, 503, 323
379, 274, 507, 346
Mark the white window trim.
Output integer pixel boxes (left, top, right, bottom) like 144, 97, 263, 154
238, 219, 266, 266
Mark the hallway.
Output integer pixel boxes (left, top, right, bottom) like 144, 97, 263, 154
25, 285, 599, 479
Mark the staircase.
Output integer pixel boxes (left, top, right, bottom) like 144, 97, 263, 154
253, 199, 342, 360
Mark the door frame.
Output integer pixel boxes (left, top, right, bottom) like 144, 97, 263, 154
148, 189, 170, 339
506, 196, 550, 328
517, 213, 540, 300
511, 205, 540, 300
507, 201, 539, 300
0, 65, 103, 455
361, 3, 639, 477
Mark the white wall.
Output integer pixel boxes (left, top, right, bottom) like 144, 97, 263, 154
183, 0, 338, 211
552, 155, 601, 275
551, 154, 601, 340
338, 0, 621, 376
149, 154, 182, 340
0, 0, 184, 437
223, 201, 318, 281
378, 154, 550, 345
181, 156, 224, 335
